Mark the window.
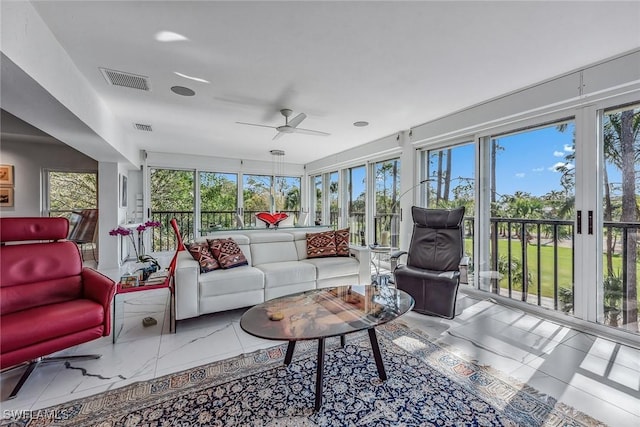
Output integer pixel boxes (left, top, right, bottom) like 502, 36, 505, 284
373, 158, 400, 248
424, 143, 475, 279
488, 121, 575, 310
274, 176, 301, 218
346, 165, 366, 244
599, 103, 640, 332
329, 171, 339, 228
46, 170, 98, 260
150, 168, 195, 251
312, 175, 323, 225
200, 172, 238, 230
243, 174, 272, 226
47, 171, 97, 218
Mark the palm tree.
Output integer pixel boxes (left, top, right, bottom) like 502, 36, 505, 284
609, 109, 639, 331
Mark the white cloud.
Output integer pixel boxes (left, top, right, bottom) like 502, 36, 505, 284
553, 151, 564, 157
564, 144, 574, 152
532, 167, 544, 172
549, 162, 575, 172
515, 172, 525, 178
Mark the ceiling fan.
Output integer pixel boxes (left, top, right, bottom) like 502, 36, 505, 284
236, 109, 330, 140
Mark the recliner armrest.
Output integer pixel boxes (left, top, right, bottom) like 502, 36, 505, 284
389, 250, 407, 260
82, 267, 116, 335
389, 250, 407, 271
437, 270, 460, 280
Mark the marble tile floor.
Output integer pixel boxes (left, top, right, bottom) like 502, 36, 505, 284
1, 289, 639, 426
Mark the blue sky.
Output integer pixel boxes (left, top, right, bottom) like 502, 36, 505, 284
438, 123, 622, 198
440, 126, 576, 197
343, 121, 625, 201
494, 124, 576, 197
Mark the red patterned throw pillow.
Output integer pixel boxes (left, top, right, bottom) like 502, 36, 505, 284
207, 238, 248, 269
307, 230, 337, 258
334, 228, 350, 257
187, 242, 220, 273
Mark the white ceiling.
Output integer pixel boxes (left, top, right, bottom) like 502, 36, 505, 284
16, 1, 640, 164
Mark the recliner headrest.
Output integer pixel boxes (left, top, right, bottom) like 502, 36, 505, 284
0, 217, 69, 243
411, 206, 465, 229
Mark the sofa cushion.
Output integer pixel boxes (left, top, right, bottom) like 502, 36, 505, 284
256, 261, 316, 288
0, 299, 104, 354
187, 242, 220, 273
250, 233, 299, 265
198, 266, 264, 297
307, 230, 337, 258
302, 256, 360, 280
335, 228, 350, 257
208, 238, 248, 269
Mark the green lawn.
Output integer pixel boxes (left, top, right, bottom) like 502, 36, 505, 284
483, 239, 640, 301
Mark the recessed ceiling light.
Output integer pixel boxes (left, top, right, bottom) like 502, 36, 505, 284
353, 121, 369, 127
155, 31, 188, 42
171, 86, 195, 96
174, 72, 210, 84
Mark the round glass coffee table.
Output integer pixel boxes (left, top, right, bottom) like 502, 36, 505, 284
240, 284, 414, 411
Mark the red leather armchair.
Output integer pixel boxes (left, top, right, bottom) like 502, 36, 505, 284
0, 217, 115, 399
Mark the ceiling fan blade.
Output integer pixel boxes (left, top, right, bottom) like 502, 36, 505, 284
236, 121, 277, 129
291, 127, 330, 136
287, 113, 307, 128
272, 131, 284, 140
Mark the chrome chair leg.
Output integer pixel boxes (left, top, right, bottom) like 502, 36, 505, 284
4, 354, 101, 399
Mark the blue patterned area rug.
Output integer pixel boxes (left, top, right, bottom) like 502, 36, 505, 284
2, 322, 604, 427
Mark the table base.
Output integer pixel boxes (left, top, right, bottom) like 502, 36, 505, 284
283, 328, 386, 412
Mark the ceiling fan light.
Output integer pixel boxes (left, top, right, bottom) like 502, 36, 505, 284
276, 125, 295, 133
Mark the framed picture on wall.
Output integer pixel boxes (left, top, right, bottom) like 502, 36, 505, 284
0, 164, 14, 186
120, 174, 128, 207
0, 187, 14, 207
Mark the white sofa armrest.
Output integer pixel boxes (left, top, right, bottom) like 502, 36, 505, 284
175, 251, 200, 320
349, 245, 371, 284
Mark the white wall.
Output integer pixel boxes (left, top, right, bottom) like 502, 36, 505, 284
0, 139, 98, 217
0, 2, 139, 166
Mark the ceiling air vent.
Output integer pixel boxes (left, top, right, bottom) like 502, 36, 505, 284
100, 68, 150, 91
134, 123, 152, 132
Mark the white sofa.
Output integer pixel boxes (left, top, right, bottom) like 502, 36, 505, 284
174, 229, 371, 322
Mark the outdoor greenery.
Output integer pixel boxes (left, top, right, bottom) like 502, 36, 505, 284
48, 171, 97, 214
427, 106, 639, 331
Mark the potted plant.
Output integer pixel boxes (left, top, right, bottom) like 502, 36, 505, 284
109, 221, 161, 280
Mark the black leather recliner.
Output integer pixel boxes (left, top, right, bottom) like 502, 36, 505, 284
392, 206, 465, 319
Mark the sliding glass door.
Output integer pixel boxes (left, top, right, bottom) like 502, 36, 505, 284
487, 121, 576, 310
149, 168, 195, 250
200, 172, 238, 231
423, 143, 475, 281
598, 103, 639, 333
373, 158, 400, 248
346, 165, 366, 244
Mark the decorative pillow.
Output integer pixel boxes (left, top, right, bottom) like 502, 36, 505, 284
334, 228, 350, 257
307, 230, 337, 258
187, 242, 220, 273
208, 238, 248, 269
